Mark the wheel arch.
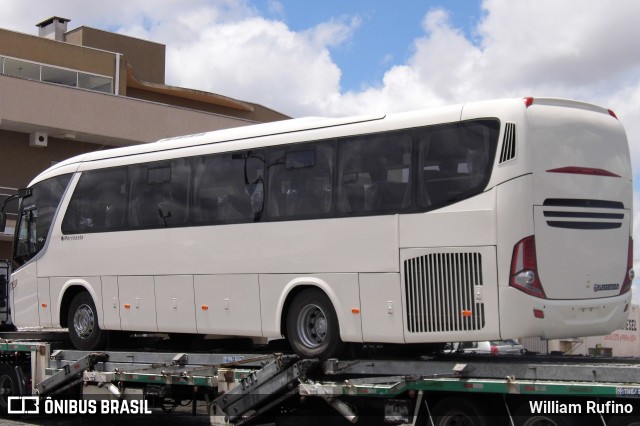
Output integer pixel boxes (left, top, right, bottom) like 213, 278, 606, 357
58, 280, 103, 328
278, 278, 343, 339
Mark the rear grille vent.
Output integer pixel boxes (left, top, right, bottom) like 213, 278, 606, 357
404, 252, 485, 333
542, 199, 625, 230
499, 122, 516, 163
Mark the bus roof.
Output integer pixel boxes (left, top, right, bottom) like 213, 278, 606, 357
30, 97, 620, 184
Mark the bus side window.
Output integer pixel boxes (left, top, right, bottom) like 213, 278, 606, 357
267, 142, 334, 220
62, 168, 127, 234
192, 150, 264, 225
337, 133, 411, 214
128, 159, 190, 229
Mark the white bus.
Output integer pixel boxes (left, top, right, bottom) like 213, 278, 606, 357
0, 97, 633, 359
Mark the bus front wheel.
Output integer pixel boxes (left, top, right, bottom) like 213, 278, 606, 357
67, 292, 107, 350
286, 289, 345, 359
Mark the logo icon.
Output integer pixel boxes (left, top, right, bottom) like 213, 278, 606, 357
8, 396, 40, 414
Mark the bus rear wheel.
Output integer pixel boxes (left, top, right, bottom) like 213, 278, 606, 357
286, 289, 344, 359
67, 291, 107, 350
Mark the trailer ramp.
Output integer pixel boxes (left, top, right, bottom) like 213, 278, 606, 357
212, 354, 318, 426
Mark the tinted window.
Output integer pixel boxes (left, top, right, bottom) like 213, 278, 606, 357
62, 168, 127, 234
267, 141, 335, 219
15, 174, 71, 264
128, 159, 191, 228
192, 150, 265, 224
337, 133, 412, 214
418, 120, 499, 208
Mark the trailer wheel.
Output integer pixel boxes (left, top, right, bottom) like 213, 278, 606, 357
430, 397, 491, 426
286, 289, 345, 359
67, 291, 107, 350
0, 364, 24, 414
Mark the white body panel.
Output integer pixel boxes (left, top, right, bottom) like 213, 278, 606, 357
37, 216, 398, 277
118, 276, 157, 332
11, 263, 39, 326
9, 98, 632, 351
100, 276, 121, 330
37, 278, 51, 326
155, 275, 197, 334
359, 273, 404, 343
194, 274, 260, 336
399, 190, 497, 248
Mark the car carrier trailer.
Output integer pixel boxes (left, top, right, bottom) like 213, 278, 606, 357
0, 338, 639, 426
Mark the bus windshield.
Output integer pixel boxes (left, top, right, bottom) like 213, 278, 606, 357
14, 174, 71, 266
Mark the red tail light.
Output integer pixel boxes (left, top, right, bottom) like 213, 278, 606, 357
490, 345, 499, 355
510, 236, 546, 298
523, 97, 534, 108
620, 237, 634, 295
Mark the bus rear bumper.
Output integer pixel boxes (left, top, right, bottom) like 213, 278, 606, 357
499, 288, 632, 340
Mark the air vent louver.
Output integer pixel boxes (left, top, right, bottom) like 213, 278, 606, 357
499, 122, 516, 163
404, 252, 485, 333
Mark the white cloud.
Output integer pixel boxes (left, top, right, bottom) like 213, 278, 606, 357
316, 0, 640, 116
157, 16, 348, 116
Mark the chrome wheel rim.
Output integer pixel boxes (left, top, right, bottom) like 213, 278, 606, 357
297, 304, 328, 348
73, 303, 95, 339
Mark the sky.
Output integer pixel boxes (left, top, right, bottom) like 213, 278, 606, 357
3, 0, 640, 302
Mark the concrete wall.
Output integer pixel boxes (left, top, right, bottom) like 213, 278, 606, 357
66, 27, 165, 85
0, 28, 117, 81
0, 74, 252, 146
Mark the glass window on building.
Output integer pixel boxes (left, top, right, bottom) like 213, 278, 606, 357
41, 65, 77, 87
4, 58, 40, 80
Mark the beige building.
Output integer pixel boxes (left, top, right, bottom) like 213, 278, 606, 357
0, 17, 289, 260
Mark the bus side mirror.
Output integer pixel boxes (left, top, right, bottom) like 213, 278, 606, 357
0, 212, 6, 233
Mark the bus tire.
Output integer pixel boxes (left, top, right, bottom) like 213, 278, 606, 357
286, 288, 345, 359
430, 397, 491, 426
67, 291, 107, 350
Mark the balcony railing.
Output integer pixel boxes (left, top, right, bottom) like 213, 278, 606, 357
0, 54, 113, 93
